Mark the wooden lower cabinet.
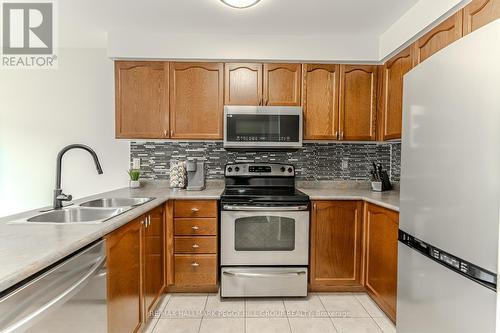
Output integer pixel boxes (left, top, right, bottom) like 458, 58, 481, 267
168, 200, 219, 293
106, 204, 166, 333
310, 201, 364, 291
174, 254, 218, 287
143, 205, 166, 316
364, 203, 399, 323
106, 218, 143, 333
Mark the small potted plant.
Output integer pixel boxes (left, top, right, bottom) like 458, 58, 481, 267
128, 169, 141, 188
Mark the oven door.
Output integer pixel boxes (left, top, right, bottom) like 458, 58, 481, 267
224, 106, 303, 149
221, 206, 309, 266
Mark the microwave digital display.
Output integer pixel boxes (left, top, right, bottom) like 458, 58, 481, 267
226, 114, 300, 143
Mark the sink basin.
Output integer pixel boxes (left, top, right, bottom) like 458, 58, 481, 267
80, 197, 154, 208
26, 207, 127, 224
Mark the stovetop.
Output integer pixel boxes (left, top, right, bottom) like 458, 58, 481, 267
221, 163, 310, 205
221, 186, 309, 204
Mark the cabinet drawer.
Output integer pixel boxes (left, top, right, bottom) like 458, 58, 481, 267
174, 200, 217, 218
175, 237, 217, 254
174, 254, 217, 286
174, 218, 217, 236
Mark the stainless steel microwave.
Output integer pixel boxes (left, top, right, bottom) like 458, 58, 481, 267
223, 106, 303, 149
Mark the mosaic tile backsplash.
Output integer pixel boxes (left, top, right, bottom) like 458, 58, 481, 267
131, 142, 401, 182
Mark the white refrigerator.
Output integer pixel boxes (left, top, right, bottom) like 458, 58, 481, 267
397, 20, 500, 332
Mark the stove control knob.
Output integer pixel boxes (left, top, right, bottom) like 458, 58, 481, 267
235, 167, 240, 172
227, 167, 233, 173
280, 167, 286, 172
288, 167, 293, 173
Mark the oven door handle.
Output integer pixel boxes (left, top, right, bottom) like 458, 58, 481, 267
222, 205, 308, 211
223, 270, 307, 278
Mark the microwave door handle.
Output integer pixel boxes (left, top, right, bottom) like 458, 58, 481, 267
223, 205, 308, 211
223, 270, 307, 278
1, 255, 106, 333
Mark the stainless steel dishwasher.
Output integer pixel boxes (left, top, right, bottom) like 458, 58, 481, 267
0, 240, 107, 333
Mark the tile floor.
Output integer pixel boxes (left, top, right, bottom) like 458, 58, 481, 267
145, 292, 396, 333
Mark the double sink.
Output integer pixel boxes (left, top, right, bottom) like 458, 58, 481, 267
21, 197, 155, 224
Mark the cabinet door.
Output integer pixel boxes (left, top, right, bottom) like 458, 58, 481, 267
115, 61, 169, 139
143, 205, 165, 316
339, 65, 377, 141
463, 0, 500, 35
303, 64, 340, 140
106, 218, 143, 333
365, 204, 399, 322
310, 201, 364, 290
224, 63, 263, 105
378, 47, 414, 141
263, 63, 302, 106
413, 12, 463, 64
169, 62, 224, 139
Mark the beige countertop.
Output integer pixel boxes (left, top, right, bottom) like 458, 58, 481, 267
297, 181, 400, 212
0, 180, 399, 293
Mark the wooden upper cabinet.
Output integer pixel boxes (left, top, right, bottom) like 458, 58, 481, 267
143, 205, 165, 316
115, 61, 169, 139
364, 204, 399, 323
310, 201, 364, 290
263, 63, 302, 106
413, 12, 463, 64
303, 64, 340, 140
463, 0, 500, 35
169, 62, 224, 139
106, 218, 143, 333
339, 65, 377, 141
378, 47, 414, 141
224, 63, 263, 105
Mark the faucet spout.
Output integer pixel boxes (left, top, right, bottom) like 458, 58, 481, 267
54, 144, 103, 209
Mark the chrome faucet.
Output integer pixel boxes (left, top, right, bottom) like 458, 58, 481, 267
53, 144, 103, 209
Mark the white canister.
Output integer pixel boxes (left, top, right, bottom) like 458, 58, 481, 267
170, 160, 186, 189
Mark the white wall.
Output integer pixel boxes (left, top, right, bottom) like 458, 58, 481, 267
108, 30, 379, 63
0, 48, 129, 217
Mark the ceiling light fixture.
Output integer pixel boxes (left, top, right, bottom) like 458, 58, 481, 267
221, 0, 261, 9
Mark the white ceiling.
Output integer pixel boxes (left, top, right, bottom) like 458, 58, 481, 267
106, 0, 420, 36
59, 0, 466, 61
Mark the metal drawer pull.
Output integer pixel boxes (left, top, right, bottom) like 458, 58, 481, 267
191, 226, 199, 230
192, 244, 200, 248
223, 271, 306, 278
191, 208, 199, 212
191, 262, 200, 267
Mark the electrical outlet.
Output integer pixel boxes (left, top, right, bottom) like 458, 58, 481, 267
341, 159, 349, 170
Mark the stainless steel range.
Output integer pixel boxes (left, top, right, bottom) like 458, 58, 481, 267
220, 163, 310, 297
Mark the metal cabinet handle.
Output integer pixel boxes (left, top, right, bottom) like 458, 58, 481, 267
192, 244, 200, 248
163, 129, 167, 137
340, 132, 344, 140
191, 226, 199, 230
191, 262, 199, 267
191, 208, 199, 212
